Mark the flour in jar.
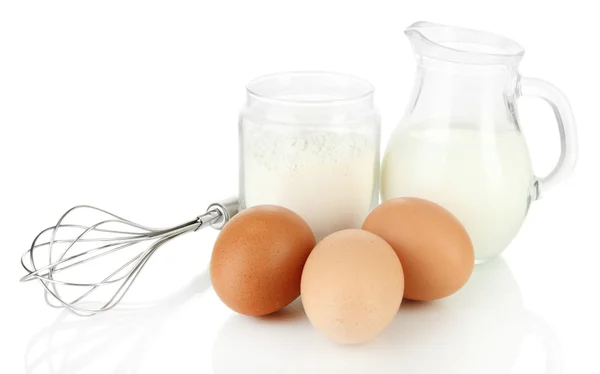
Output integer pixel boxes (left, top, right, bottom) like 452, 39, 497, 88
242, 122, 378, 241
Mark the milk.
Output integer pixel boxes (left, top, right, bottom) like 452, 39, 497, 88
382, 127, 534, 261
242, 122, 378, 241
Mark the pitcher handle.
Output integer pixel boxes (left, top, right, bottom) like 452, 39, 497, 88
518, 77, 578, 199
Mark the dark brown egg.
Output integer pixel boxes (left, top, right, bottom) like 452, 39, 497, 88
362, 197, 474, 301
210, 205, 316, 316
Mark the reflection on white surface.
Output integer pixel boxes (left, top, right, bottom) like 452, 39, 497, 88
23, 259, 563, 373
212, 259, 563, 374
24, 271, 211, 374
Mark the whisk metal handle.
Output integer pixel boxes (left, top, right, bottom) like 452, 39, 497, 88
203, 197, 239, 230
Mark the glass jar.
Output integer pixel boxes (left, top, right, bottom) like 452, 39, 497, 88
239, 72, 380, 241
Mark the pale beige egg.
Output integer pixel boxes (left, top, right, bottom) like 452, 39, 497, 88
300, 229, 404, 344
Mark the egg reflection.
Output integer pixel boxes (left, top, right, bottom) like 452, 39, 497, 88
212, 259, 560, 374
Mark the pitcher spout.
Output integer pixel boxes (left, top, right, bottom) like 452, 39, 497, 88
404, 21, 524, 66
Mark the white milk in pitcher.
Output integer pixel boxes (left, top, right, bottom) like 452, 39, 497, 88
381, 126, 535, 261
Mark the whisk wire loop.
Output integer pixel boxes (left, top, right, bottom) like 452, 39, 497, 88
20, 198, 238, 316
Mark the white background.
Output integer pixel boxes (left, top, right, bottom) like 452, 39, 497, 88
1, 0, 598, 373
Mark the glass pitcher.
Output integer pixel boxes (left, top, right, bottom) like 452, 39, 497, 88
381, 22, 578, 262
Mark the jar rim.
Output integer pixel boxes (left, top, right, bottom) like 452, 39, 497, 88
246, 71, 375, 105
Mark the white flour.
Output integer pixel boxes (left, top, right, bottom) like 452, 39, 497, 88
241, 122, 378, 241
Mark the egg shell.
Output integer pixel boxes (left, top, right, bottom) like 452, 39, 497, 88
210, 205, 316, 316
301, 229, 404, 344
362, 197, 474, 301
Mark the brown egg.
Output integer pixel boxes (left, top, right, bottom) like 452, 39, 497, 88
362, 197, 474, 301
301, 229, 404, 344
210, 205, 316, 316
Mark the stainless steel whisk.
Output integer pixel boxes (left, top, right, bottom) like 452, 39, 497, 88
20, 197, 238, 316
